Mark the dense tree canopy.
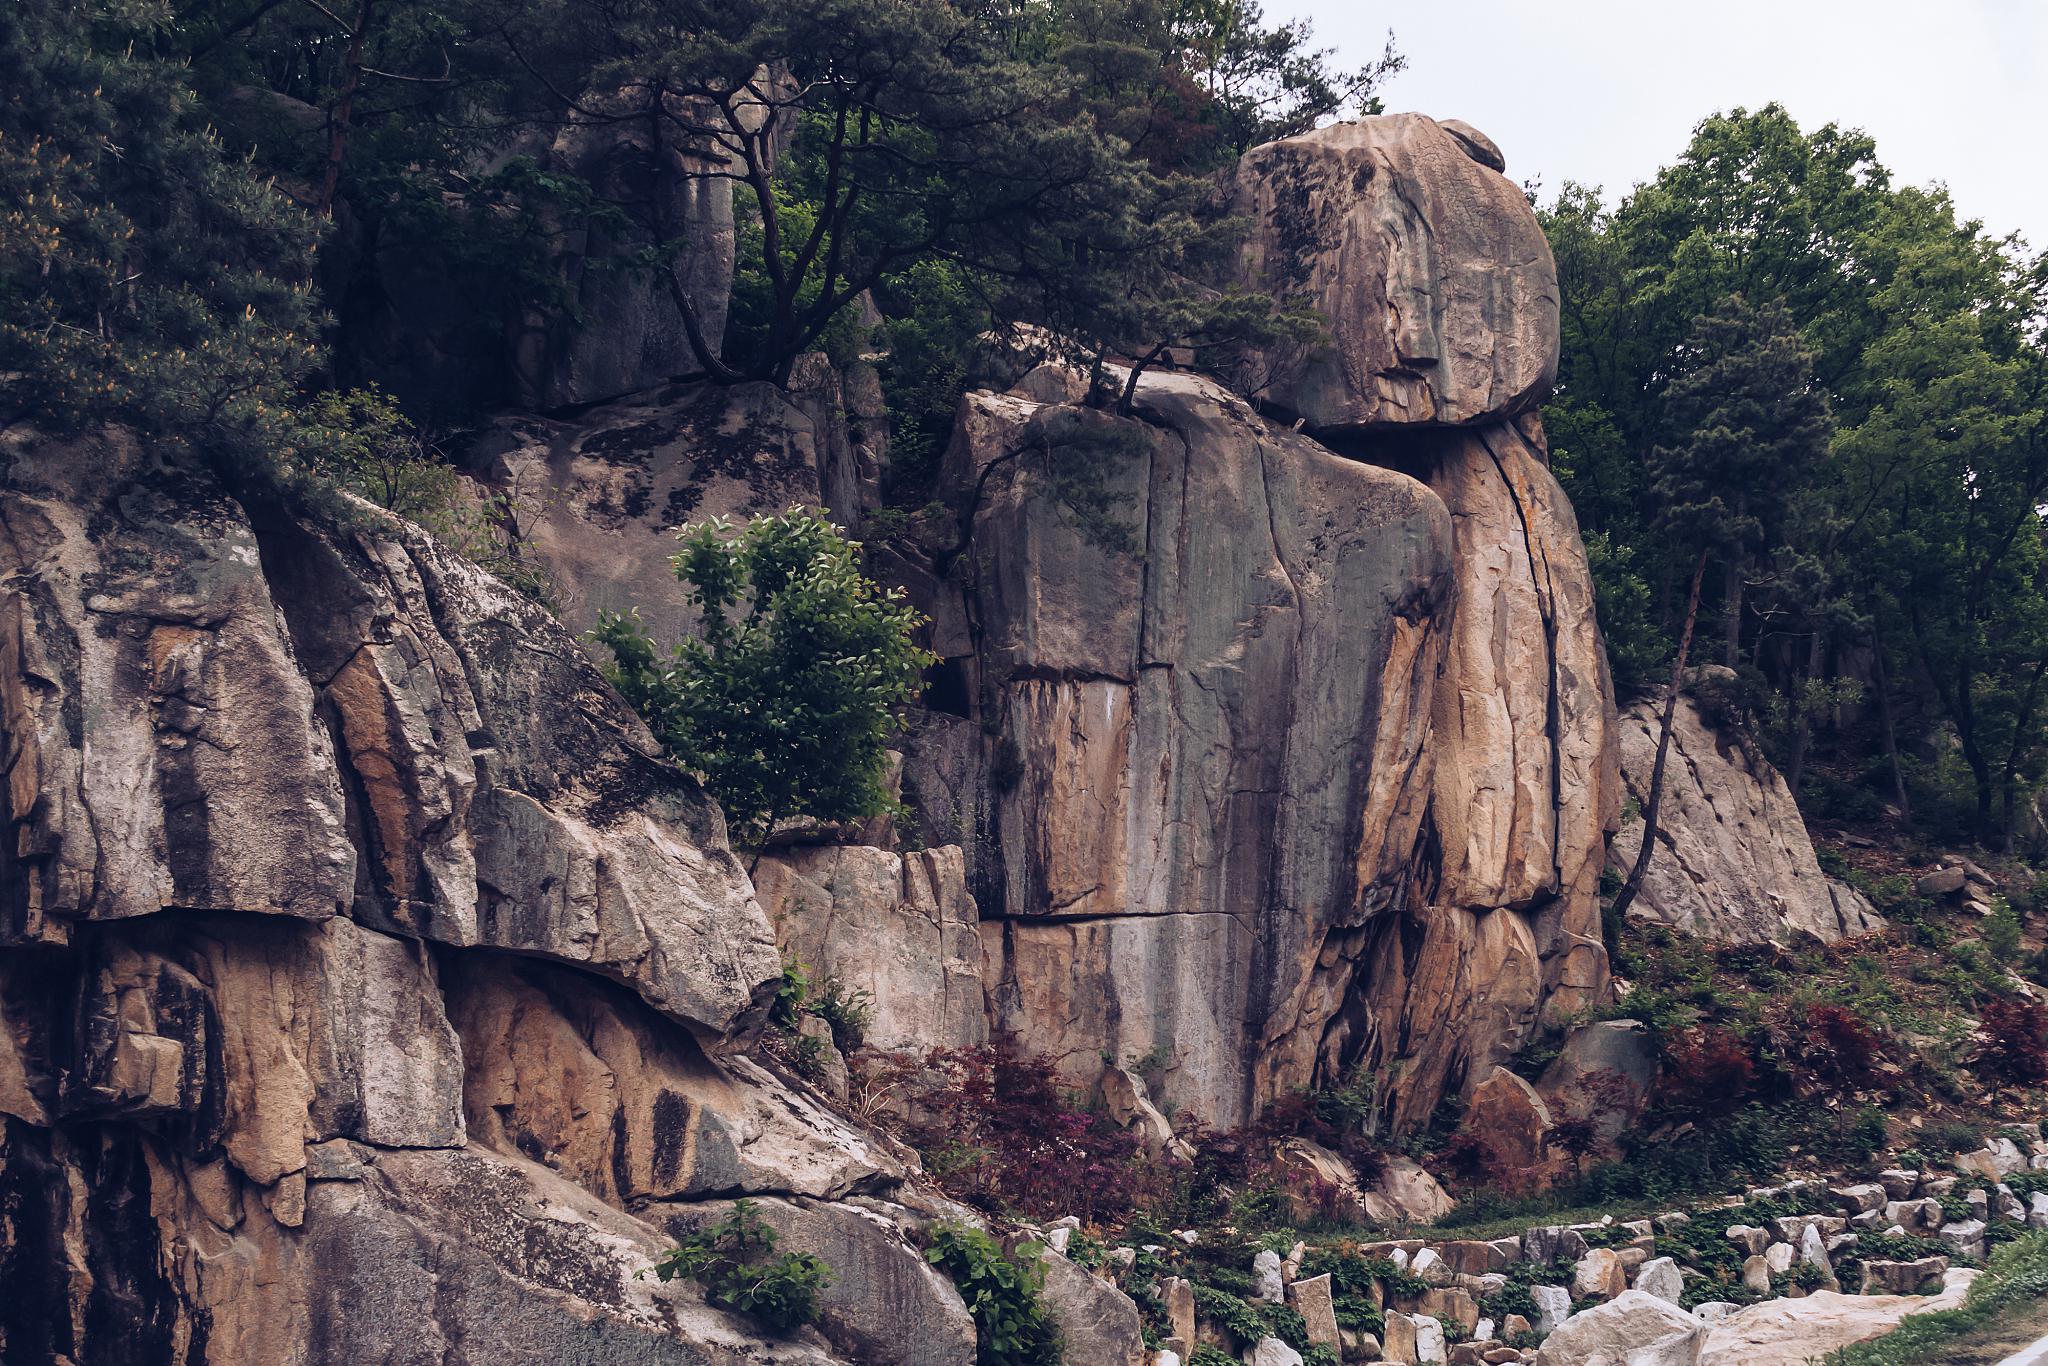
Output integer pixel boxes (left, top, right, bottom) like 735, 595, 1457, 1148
1544, 104, 2048, 846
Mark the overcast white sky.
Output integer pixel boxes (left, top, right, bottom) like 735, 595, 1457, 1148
1275, 0, 2047, 247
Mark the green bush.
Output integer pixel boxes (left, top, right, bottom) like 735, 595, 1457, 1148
923, 1224, 1062, 1366
654, 1200, 831, 1333
596, 510, 934, 847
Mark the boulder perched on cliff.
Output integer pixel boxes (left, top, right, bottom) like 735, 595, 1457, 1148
1608, 692, 1880, 943
1231, 113, 1560, 431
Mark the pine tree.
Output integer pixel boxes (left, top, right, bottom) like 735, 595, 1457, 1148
0, 0, 325, 475
1610, 296, 1832, 923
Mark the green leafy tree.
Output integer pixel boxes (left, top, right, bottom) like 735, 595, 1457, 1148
595, 510, 934, 849
1611, 297, 1832, 923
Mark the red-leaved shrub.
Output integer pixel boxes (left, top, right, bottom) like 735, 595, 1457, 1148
1795, 1002, 1883, 1087
1977, 996, 2048, 1085
873, 1042, 1160, 1221
1655, 1024, 1759, 1119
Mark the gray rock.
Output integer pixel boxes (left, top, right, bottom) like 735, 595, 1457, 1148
1609, 693, 1882, 943
1248, 1337, 1305, 1366
1916, 867, 1967, 896
1858, 1256, 1949, 1295
1231, 113, 1557, 431
1831, 1183, 1887, 1214
1033, 1247, 1146, 1366
1532, 1289, 1705, 1366
1531, 1283, 1573, 1334
1691, 1302, 1739, 1323
2031, 1192, 2048, 1230
1634, 1256, 1684, 1304
1877, 1169, 1919, 1200
1939, 1220, 1987, 1259
1724, 1225, 1769, 1257
1526, 1225, 1593, 1266
1253, 1248, 1287, 1303
1438, 118, 1508, 172
1741, 1255, 1772, 1295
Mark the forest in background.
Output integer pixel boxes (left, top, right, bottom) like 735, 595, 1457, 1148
1537, 108, 2048, 849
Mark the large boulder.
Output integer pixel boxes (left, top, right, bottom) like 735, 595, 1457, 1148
953, 368, 1613, 1131
1533, 1288, 1705, 1366
1231, 113, 1559, 431
1697, 1270, 1976, 1365
1608, 693, 1881, 943
954, 367, 1455, 1127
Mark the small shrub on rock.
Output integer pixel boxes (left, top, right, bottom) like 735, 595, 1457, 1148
923, 1224, 1062, 1366
654, 1200, 831, 1333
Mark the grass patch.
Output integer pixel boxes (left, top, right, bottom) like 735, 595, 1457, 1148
1824, 1230, 2048, 1366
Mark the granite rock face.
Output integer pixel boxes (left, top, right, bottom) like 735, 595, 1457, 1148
1231, 113, 1559, 432
952, 369, 1451, 1127
1608, 693, 1881, 943
0, 434, 971, 1365
469, 360, 881, 644
755, 843, 989, 1058
946, 370, 1614, 1129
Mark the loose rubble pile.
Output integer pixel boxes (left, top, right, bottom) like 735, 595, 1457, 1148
1015, 1134, 2048, 1365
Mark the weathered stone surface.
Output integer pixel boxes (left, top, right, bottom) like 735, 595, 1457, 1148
1033, 1245, 1146, 1366
1465, 1066, 1555, 1172
0, 433, 356, 943
505, 88, 764, 410
57, 914, 463, 1187
0, 438, 925, 1365
1232, 113, 1559, 431
470, 371, 874, 645
449, 955, 894, 1204
1698, 1270, 1977, 1365
1531, 1283, 1572, 1335
1608, 693, 1881, 944
1534, 1288, 1704, 1366
1289, 1272, 1341, 1347
956, 368, 1456, 1127
1857, 1256, 1948, 1295
1534, 1018, 1659, 1153
1249, 1337, 1305, 1366
1635, 1256, 1683, 1304
1572, 1248, 1628, 1301
756, 842, 989, 1058
1254, 1248, 1288, 1302
655, 1196, 976, 1366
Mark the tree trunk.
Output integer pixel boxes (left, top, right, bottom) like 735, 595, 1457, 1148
1872, 634, 1912, 826
1722, 553, 1743, 668
318, 0, 376, 218
1609, 546, 1711, 927
1785, 630, 1824, 798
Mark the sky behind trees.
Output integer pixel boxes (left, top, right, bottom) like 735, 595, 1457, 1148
1284, 0, 2047, 244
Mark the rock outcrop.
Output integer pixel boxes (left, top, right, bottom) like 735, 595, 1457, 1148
1609, 692, 1880, 943
471, 110, 1616, 1138
942, 366, 1614, 1129
468, 359, 882, 643
0, 433, 950, 1364
1231, 113, 1559, 431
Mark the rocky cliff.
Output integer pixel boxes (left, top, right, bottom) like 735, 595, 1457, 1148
0, 435, 1028, 1365
1, 111, 1620, 1363
464, 112, 1619, 1135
